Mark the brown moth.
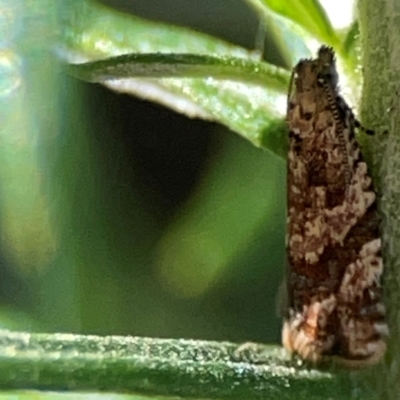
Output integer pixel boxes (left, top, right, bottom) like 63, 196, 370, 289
283, 46, 388, 368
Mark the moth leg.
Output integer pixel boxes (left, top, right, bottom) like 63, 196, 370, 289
232, 342, 272, 364
334, 94, 375, 135
354, 119, 375, 135
282, 296, 337, 363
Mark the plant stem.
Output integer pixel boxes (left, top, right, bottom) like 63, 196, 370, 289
0, 329, 373, 399
359, 1, 400, 399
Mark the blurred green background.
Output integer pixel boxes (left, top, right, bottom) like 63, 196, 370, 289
0, 0, 286, 350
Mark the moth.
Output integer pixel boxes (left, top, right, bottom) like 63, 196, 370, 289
283, 46, 388, 368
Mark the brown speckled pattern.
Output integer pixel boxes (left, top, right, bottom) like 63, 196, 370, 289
283, 46, 387, 368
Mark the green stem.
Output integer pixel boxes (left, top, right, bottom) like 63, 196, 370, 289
0, 330, 372, 399
359, 1, 400, 399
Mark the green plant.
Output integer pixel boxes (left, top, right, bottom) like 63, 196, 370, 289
0, 0, 395, 399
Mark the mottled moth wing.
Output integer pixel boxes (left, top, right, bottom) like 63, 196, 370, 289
283, 46, 387, 368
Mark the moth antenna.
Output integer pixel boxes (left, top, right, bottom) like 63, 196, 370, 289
286, 69, 296, 116
320, 80, 352, 188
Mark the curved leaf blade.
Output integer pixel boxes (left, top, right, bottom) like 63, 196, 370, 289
67, 53, 289, 93
62, 1, 289, 157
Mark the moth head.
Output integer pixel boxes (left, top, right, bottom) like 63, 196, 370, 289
316, 46, 339, 88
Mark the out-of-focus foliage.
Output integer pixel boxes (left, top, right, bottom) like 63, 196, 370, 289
0, 0, 57, 273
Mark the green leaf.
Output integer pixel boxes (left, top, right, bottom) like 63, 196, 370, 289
245, 0, 340, 50
244, 0, 311, 67
61, 1, 289, 157
244, 0, 363, 106
342, 21, 360, 56
67, 53, 289, 91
